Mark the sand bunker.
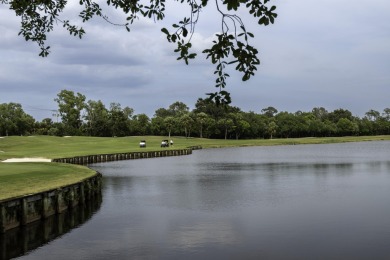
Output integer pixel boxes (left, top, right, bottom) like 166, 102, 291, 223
2, 158, 52, 163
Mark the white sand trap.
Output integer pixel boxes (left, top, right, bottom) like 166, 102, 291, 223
2, 158, 52, 163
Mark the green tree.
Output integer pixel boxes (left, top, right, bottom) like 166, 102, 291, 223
84, 100, 110, 137
309, 119, 327, 137
108, 102, 130, 137
380, 108, 390, 134
337, 118, 359, 136
311, 107, 328, 121
275, 112, 297, 138
168, 101, 189, 117
154, 107, 172, 118
195, 112, 209, 138
131, 113, 151, 136
217, 118, 234, 140
194, 98, 225, 120
151, 116, 165, 135
382, 108, 390, 121
2, 0, 277, 103
261, 106, 278, 118
34, 118, 53, 135
54, 90, 86, 135
242, 111, 265, 138
322, 120, 337, 137
163, 116, 176, 139
193, 98, 241, 121
179, 113, 195, 138
293, 111, 311, 137
229, 113, 250, 140
365, 109, 380, 121
267, 120, 277, 139
358, 118, 373, 136
0, 103, 35, 136
202, 117, 217, 138
327, 108, 353, 123
47, 122, 64, 136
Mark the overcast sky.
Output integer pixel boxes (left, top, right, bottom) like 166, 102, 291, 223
1, 0, 389, 121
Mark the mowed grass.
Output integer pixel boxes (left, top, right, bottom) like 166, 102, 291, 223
0, 163, 96, 201
1, 135, 389, 160
0, 135, 167, 160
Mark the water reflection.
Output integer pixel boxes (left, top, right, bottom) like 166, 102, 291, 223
199, 161, 355, 177
0, 194, 102, 260
201, 162, 354, 170
170, 220, 241, 249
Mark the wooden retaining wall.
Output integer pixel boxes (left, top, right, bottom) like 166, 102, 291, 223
0, 173, 102, 233
52, 148, 196, 165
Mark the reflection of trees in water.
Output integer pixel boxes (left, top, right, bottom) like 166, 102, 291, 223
186, 162, 358, 209
102, 176, 135, 193
367, 161, 390, 173
200, 162, 355, 177
0, 194, 102, 260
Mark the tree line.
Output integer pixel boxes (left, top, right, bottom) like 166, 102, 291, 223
1, 90, 389, 139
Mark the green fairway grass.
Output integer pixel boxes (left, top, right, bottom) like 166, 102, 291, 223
0, 162, 96, 201
1, 135, 389, 161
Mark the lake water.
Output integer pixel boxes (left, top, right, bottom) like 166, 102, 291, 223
11, 141, 390, 259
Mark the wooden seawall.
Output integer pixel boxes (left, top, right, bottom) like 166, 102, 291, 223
0, 173, 102, 233
51, 148, 197, 165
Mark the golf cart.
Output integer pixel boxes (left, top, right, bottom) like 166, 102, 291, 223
161, 140, 169, 147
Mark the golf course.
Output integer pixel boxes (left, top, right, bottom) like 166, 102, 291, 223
1, 135, 389, 201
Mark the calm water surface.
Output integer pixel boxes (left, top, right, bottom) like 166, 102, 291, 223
16, 141, 390, 259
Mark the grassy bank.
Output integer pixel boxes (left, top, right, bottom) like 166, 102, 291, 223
0, 163, 95, 201
1, 135, 389, 160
